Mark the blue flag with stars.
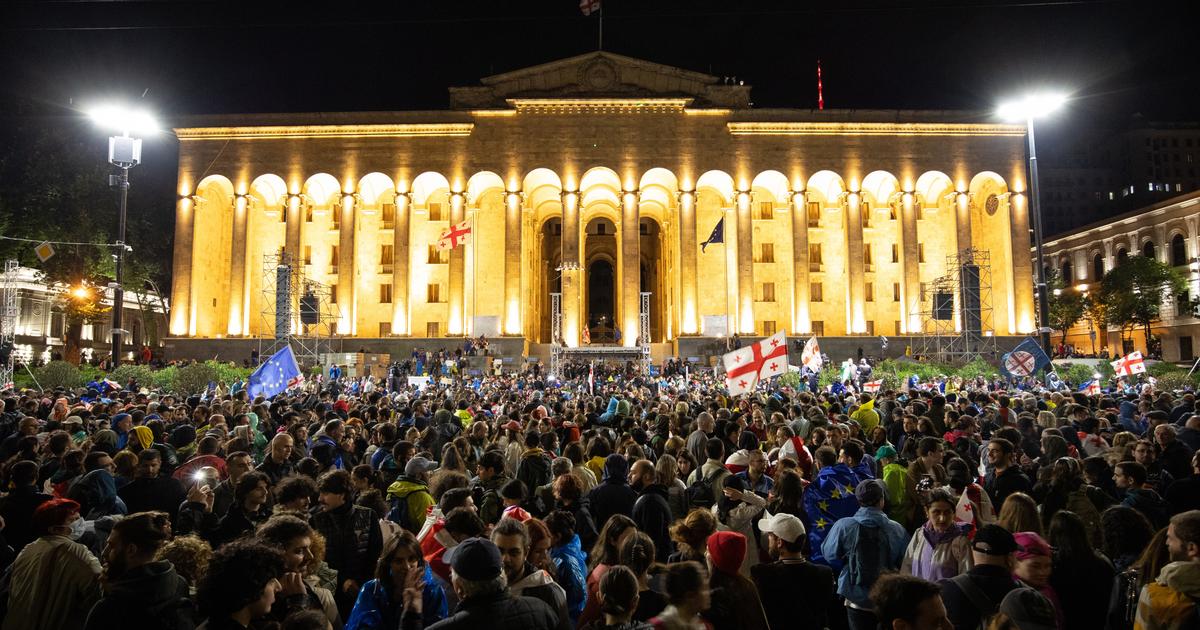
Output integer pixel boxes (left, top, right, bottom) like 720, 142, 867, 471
248, 345, 303, 399
802, 463, 861, 566
700, 217, 724, 252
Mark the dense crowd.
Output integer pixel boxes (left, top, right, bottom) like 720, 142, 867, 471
0, 360, 1198, 630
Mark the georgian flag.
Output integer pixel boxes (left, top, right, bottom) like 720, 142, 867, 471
1079, 379, 1101, 396
801, 336, 822, 371
863, 380, 883, 393
580, 0, 601, 16
436, 220, 472, 251
722, 332, 788, 396
582, 324, 591, 345
1111, 351, 1147, 377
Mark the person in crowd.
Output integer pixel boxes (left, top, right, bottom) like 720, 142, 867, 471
668, 508, 717, 564
1046, 510, 1114, 630
0, 459, 52, 551
388, 457, 438, 533
1115, 460, 1171, 529
869, 573, 955, 630
618, 532, 668, 622
472, 449, 510, 526
491, 517, 571, 630
255, 514, 342, 627
1134, 509, 1200, 630
212, 451, 255, 517
902, 488, 973, 581
545, 510, 589, 626
938, 524, 1023, 630
582, 565, 653, 630
258, 433, 297, 484
712, 474, 767, 575
577, 514, 638, 627
1164, 450, 1200, 515
195, 540, 286, 630
587, 454, 637, 530
116, 449, 187, 523
1010, 531, 1065, 628
83, 510, 193, 630
997, 492, 1043, 536
344, 529, 448, 630
313, 469, 384, 615
553, 472, 599, 552
2, 499, 102, 630
751, 512, 833, 630
984, 438, 1032, 508
212, 470, 273, 545
155, 534, 212, 596
432, 537, 560, 630
630, 458, 673, 562
822, 479, 909, 630
649, 561, 711, 630
701, 530, 769, 630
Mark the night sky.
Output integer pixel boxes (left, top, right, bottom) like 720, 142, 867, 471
1, 0, 1198, 230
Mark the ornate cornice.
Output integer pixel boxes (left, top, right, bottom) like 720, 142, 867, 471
726, 122, 1026, 137
174, 124, 475, 140
505, 98, 693, 114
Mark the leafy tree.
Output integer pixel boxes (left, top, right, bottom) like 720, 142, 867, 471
1046, 270, 1086, 346
1097, 255, 1187, 354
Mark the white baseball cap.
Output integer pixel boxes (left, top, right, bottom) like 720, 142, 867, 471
757, 512, 805, 543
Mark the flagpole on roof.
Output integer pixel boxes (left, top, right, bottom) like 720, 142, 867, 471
598, 3, 603, 51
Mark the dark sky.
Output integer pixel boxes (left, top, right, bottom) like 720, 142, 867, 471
2, 0, 1198, 161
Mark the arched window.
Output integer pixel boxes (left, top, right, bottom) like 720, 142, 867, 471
1061, 261, 1073, 283
1143, 240, 1157, 259
1117, 247, 1129, 264
1092, 254, 1105, 281
1171, 234, 1187, 266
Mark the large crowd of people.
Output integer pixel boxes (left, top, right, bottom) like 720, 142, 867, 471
0, 355, 1199, 630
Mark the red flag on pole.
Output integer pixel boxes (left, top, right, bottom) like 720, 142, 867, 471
580, 0, 600, 16
817, 59, 824, 110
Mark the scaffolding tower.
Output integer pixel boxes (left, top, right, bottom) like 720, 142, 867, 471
1, 260, 17, 388
917, 248, 998, 363
258, 252, 337, 367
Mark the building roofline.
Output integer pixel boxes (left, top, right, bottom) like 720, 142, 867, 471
1043, 188, 1200, 247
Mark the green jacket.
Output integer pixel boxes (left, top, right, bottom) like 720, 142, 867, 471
387, 477, 434, 533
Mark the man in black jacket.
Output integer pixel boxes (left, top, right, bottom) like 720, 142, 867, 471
938, 525, 1022, 630
629, 459, 672, 561
0, 460, 51, 551
492, 518, 570, 630
983, 438, 1031, 507
314, 469, 382, 617
752, 512, 833, 630
431, 537, 559, 630
586, 454, 637, 530
116, 449, 187, 524
84, 511, 194, 630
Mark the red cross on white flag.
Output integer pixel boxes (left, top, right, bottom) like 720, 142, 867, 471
437, 220, 472, 251
801, 336, 822, 371
1110, 351, 1147, 377
580, 0, 601, 16
722, 332, 788, 396
863, 380, 883, 393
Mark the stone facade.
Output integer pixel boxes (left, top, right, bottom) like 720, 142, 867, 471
169, 52, 1035, 351
1043, 188, 1200, 362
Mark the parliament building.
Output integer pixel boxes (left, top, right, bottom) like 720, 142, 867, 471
168, 52, 1036, 359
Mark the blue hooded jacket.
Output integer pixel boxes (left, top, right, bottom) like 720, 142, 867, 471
344, 564, 448, 630
66, 469, 127, 519
549, 533, 588, 625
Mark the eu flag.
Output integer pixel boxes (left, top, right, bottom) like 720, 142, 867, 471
700, 217, 724, 252
803, 463, 861, 565
248, 345, 303, 399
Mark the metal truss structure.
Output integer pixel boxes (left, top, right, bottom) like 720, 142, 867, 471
917, 248, 999, 363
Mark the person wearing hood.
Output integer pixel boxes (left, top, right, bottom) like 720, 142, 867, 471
702, 531, 769, 630
630, 459, 673, 562
901, 489, 973, 581
517, 432, 555, 502
1134, 509, 1200, 630
587, 454, 637, 529
492, 517, 572, 630
110, 413, 133, 451
545, 510, 589, 626
67, 467, 128, 520
82, 511, 194, 630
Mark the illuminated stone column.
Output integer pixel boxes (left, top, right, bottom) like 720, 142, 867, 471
169, 194, 195, 336
228, 193, 249, 336
621, 189, 641, 347
954, 192, 972, 255
285, 193, 303, 267
845, 191, 866, 333
504, 190, 523, 334
790, 191, 810, 334
736, 190, 754, 334
678, 189, 698, 334
1008, 192, 1035, 334
337, 192, 356, 335
899, 192, 920, 333
391, 191, 411, 335
561, 190, 581, 347
448, 190, 466, 335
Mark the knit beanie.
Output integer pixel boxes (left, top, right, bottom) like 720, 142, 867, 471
706, 530, 746, 576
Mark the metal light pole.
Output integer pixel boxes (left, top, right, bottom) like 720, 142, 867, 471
89, 105, 155, 368
999, 92, 1066, 357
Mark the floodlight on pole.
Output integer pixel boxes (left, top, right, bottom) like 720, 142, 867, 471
998, 91, 1068, 357
88, 104, 157, 368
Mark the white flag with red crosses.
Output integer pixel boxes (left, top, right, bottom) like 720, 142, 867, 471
436, 220, 472, 251
722, 332, 788, 396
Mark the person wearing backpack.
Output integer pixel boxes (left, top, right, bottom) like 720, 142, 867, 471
83, 511, 194, 630
937, 524, 1023, 630
685, 438, 730, 510
387, 457, 438, 534
820, 479, 908, 630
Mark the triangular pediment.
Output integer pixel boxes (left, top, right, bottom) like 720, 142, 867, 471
449, 52, 750, 110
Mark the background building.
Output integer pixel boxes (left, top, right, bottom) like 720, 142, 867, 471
168, 52, 1036, 362
1043, 188, 1200, 362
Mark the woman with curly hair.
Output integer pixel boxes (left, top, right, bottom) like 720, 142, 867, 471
668, 509, 717, 564
344, 529, 449, 630
155, 534, 213, 596
256, 514, 342, 627
1100, 505, 1155, 572
196, 539, 286, 630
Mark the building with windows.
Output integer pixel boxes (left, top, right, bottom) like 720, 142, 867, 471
1043, 188, 1200, 362
167, 52, 1036, 359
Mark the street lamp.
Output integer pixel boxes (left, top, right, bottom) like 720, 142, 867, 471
999, 91, 1068, 356
88, 105, 156, 368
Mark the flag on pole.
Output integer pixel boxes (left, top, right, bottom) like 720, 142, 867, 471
816, 59, 825, 110
1079, 379, 1101, 396
1000, 337, 1052, 378
248, 345, 304, 399
863, 380, 882, 393
582, 324, 591, 345
1111, 351, 1147, 377
722, 331, 788, 396
580, 0, 600, 15
588, 362, 594, 394
700, 217, 724, 252
436, 220, 472, 251
801, 336, 823, 371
